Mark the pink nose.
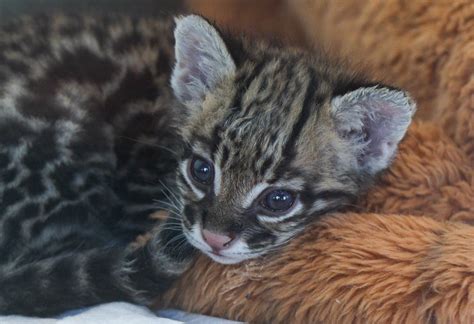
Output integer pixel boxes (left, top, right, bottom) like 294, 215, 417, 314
202, 229, 235, 251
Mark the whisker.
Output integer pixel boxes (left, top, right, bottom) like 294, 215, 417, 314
162, 233, 186, 251
153, 208, 182, 220
153, 199, 181, 213
119, 135, 179, 156
174, 237, 192, 260
157, 188, 183, 214
158, 226, 183, 232
158, 180, 183, 209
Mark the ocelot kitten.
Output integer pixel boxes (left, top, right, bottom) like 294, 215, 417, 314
0, 13, 415, 316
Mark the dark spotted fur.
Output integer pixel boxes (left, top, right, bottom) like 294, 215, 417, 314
0, 14, 195, 316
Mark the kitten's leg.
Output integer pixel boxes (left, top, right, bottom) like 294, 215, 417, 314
127, 217, 197, 302
0, 218, 196, 317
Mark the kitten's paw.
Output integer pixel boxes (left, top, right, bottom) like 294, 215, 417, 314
126, 222, 197, 301
149, 217, 197, 274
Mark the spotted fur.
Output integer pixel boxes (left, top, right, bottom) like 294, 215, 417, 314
0, 13, 415, 315
0, 14, 194, 316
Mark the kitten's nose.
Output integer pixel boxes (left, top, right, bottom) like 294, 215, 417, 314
201, 229, 235, 251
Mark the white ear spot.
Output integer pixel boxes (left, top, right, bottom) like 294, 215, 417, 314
171, 15, 236, 105
331, 86, 416, 174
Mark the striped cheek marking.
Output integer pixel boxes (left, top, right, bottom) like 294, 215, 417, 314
213, 163, 222, 196
180, 160, 205, 200
257, 201, 303, 224
309, 199, 330, 214
242, 183, 270, 209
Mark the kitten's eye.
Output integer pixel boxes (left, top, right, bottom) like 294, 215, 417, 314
261, 189, 295, 213
189, 156, 214, 185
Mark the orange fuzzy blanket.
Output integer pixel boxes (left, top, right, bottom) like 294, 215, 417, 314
156, 1, 474, 323
288, 0, 474, 163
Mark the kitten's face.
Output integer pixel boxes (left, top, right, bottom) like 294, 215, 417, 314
171, 16, 415, 264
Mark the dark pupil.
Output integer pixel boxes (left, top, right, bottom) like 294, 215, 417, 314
266, 190, 294, 211
192, 158, 212, 183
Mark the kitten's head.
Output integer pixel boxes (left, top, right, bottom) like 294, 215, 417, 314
170, 15, 415, 264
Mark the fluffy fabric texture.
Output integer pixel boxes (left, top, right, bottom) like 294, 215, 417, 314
158, 1, 474, 323
287, 0, 474, 164
159, 213, 473, 324
185, 0, 306, 47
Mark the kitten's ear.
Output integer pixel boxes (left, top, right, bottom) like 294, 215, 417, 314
171, 15, 236, 105
330, 86, 416, 174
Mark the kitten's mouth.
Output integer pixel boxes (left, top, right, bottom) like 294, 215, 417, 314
183, 227, 246, 264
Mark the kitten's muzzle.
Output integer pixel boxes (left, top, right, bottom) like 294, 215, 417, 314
201, 229, 236, 252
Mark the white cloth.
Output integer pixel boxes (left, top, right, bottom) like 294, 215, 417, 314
0, 302, 241, 324
1, 303, 180, 324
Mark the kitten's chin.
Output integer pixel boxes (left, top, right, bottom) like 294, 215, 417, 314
205, 252, 246, 265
